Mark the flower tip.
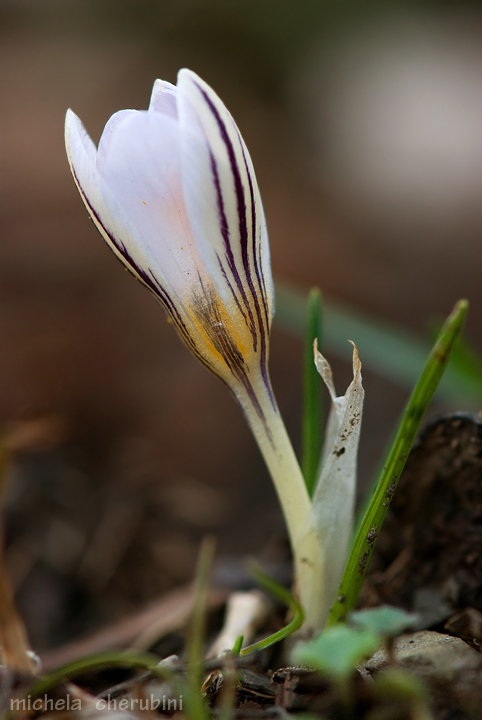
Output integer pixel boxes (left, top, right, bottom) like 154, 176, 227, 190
64, 107, 75, 130
64, 109, 79, 153
177, 67, 197, 82
177, 68, 212, 97
148, 79, 178, 118
64, 109, 97, 178
149, 78, 164, 98
64, 108, 84, 142
148, 79, 174, 107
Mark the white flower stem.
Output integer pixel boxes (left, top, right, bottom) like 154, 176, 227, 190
235, 375, 324, 635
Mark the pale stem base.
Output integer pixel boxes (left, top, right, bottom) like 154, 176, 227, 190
235, 373, 327, 636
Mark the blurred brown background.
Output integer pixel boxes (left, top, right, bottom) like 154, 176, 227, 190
1, 0, 482, 651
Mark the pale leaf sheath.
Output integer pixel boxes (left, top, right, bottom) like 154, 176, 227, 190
297, 343, 364, 632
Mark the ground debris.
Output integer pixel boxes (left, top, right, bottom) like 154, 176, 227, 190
364, 413, 482, 622
445, 607, 482, 652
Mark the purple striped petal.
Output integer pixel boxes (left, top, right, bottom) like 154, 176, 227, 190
65, 70, 276, 424
177, 69, 274, 400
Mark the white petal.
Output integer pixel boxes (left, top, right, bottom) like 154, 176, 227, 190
177, 69, 274, 350
66, 74, 276, 415
68, 107, 202, 308
65, 109, 97, 167
96, 109, 138, 170
65, 108, 129, 270
65, 109, 99, 205
149, 79, 178, 119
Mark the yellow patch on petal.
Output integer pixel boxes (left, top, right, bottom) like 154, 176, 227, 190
189, 283, 253, 378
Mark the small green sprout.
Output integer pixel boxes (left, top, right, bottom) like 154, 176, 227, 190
239, 562, 304, 655
231, 635, 244, 656
350, 605, 420, 667
291, 624, 381, 680
349, 606, 419, 637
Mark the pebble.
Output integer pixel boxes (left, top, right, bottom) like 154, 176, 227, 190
364, 630, 482, 716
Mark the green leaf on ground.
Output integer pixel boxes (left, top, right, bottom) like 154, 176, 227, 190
350, 606, 419, 637
292, 624, 381, 679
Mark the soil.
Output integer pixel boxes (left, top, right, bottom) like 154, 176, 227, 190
364, 412, 482, 626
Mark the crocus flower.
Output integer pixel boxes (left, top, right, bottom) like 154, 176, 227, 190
65, 69, 364, 635
65, 69, 313, 616
65, 70, 273, 422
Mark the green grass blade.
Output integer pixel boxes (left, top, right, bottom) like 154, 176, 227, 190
184, 537, 215, 720
326, 299, 468, 627
302, 288, 323, 497
232, 635, 244, 655
274, 283, 481, 406
29, 650, 164, 698
240, 562, 304, 655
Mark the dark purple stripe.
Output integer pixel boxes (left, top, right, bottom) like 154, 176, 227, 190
216, 253, 250, 325
239, 139, 271, 332
198, 89, 250, 274
201, 86, 271, 338
198, 85, 259, 328
209, 150, 229, 245
208, 148, 257, 350
238, 142, 275, 407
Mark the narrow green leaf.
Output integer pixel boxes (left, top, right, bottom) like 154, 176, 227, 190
302, 288, 323, 497
327, 300, 468, 627
29, 650, 164, 698
436, 327, 482, 391
240, 562, 304, 655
